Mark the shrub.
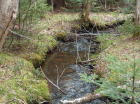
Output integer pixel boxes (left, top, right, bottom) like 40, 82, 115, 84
81, 55, 140, 104
119, 19, 140, 37
19, 0, 51, 20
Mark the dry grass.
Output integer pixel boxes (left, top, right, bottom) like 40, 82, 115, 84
94, 34, 140, 77
90, 12, 131, 26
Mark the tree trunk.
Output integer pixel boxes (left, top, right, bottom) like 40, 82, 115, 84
81, 0, 91, 22
135, 0, 140, 24
133, 0, 140, 37
47, 0, 65, 10
0, 0, 19, 51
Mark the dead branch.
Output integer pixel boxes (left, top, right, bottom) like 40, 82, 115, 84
60, 81, 140, 104
71, 33, 100, 36
78, 59, 95, 64
57, 68, 66, 84
0, 24, 36, 41
78, 33, 100, 36
60, 93, 102, 104
40, 67, 66, 95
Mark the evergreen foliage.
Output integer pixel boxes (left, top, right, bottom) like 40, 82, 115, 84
81, 55, 140, 103
119, 19, 140, 37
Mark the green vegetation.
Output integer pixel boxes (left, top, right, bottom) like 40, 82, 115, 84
81, 54, 140, 104
19, 0, 51, 23
0, 53, 50, 103
1, 12, 80, 103
0, 0, 139, 103
119, 19, 140, 37
96, 33, 117, 50
86, 26, 140, 103
19, 35, 57, 65
1, 12, 131, 103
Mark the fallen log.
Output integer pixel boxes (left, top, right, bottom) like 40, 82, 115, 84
60, 81, 140, 104
60, 93, 102, 104
71, 33, 100, 36
78, 33, 100, 36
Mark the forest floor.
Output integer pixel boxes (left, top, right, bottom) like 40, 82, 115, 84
94, 34, 140, 77
0, 12, 131, 104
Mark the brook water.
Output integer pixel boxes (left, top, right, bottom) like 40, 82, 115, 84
42, 27, 119, 104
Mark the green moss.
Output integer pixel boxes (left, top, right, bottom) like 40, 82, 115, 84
17, 34, 58, 65
57, 31, 67, 38
0, 53, 50, 104
20, 52, 44, 65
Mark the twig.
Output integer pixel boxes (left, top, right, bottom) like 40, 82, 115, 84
56, 65, 59, 86
5, 98, 27, 104
75, 30, 81, 65
87, 39, 91, 60
40, 67, 66, 95
0, 24, 36, 41
58, 67, 66, 82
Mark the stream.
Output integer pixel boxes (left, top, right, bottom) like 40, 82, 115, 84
42, 28, 119, 104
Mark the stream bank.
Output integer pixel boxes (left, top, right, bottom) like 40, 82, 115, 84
0, 12, 130, 104
42, 34, 102, 104
42, 23, 123, 104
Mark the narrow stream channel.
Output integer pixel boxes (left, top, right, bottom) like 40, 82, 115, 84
42, 27, 119, 104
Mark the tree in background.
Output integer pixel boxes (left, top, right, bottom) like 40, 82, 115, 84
47, 0, 65, 10
81, 0, 91, 22
136, 0, 140, 24
133, 0, 140, 37
0, 0, 19, 51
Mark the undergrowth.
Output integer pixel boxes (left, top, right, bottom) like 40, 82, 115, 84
87, 22, 140, 103
119, 19, 140, 37
1, 12, 131, 103
81, 55, 140, 104
0, 53, 50, 104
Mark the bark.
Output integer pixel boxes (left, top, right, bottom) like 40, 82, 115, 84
135, 0, 140, 24
133, 0, 140, 37
81, 0, 91, 22
60, 93, 102, 104
0, 0, 19, 51
60, 81, 140, 104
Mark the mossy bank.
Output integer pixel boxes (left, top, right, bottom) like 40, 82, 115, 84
0, 12, 130, 104
0, 13, 79, 104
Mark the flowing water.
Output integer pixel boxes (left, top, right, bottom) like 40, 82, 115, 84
42, 36, 105, 104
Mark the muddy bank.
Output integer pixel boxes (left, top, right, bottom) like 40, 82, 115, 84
73, 19, 125, 33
